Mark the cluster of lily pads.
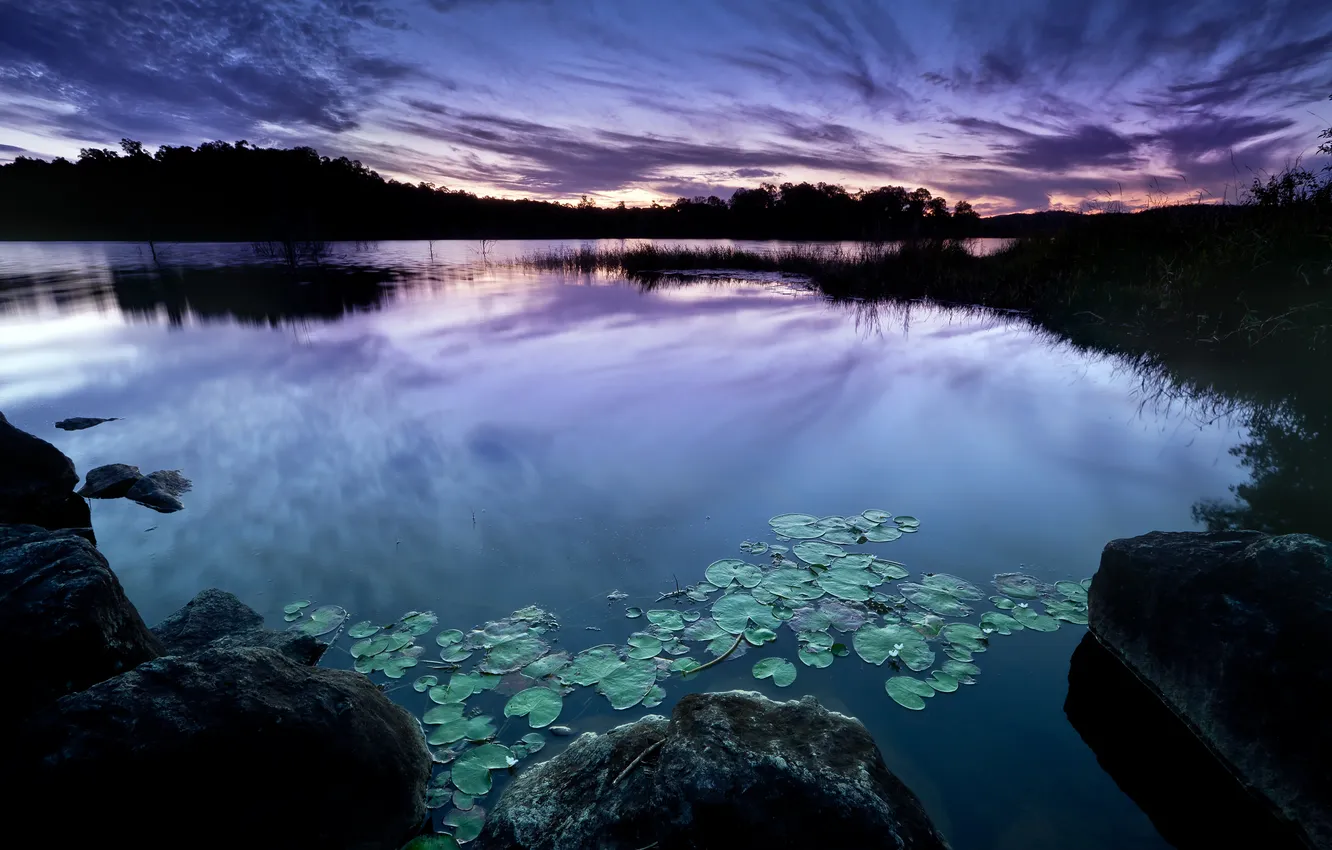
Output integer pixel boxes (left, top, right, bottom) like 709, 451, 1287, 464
283, 509, 1090, 847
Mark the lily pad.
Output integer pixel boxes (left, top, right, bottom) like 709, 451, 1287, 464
990, 595, 1016, 610
646, 609, 686, 631
399, 611, 438, 636
705, 559, 764, 589
920, 573, 984, 600
870, 558, 909, 579
863, 525, 903, 543
854, 624, 935, 671
885, 676, 934, 710
979, 611, 1023, 635
442, 806, 486, 843
427, 714, 496, 746
752, 657, 797, 687
596, 658, 658, 709
895, 516, 921, 528
768, 514, 825, 539
798, 647, 834, 668
504, 687, 563, 728
1055, 580, 1089, 603
439, 646, 473, 663
815, 567, 877, 602
642, 684, 667, 708
413, 675, 439, 693
521, 652, 570, 679
941, 622, 987, 653
435, 629, 464, 647
283, 612, 302, 622
423, 704, 466, 726
993, 573, 1047, 599
381, 653, 419, 679
744, 626, 777, 645
480, 636, 548, 675
283, 600, 310, 615
290, 605, 346, 637
450, 743, 517, 796
627, 633, 663, 660
711, 592, 781, 635
347, 621, 380, 639
350, 636, 392, 658
821, 528, 866, 544
941, 659, 980, 684
863, 509, 893, 524
402, 835, 461, 850
669, 657, 701, 673
740, 540, 769, 555
898, 583, 973, 617
793, 541, 846, 566
1012, 605, 1060, 632
1043, 598, 1089, 624
927, 671, 960, 693
520, 732, 546, 754
760, 569, 825, 603
625, 607, 643, 619
682, 618, 728, 642
560, 645, 623, 686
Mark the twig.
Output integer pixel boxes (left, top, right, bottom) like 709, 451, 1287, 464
680, 632, 745, 676
613, 738, 665, 786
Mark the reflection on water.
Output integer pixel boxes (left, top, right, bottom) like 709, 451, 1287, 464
0, 241, 1261, 850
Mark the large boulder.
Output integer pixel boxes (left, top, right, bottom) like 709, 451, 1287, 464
0, 411, 91, 531
1090, 530, 1332, 849
16, 646, 432, 849
0, 524, 162, 727
153, 587, 325, 665
476, 689, 949, 850
77, 463, 143, 498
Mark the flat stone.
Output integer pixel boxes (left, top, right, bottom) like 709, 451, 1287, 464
1090, 530, 1332, 848
0, 411, 91, 532
153, 588, 324, 665
0, 524, 162, 727
15, 645, 432, 849
77, 463, 143, 498
476, 689, 948, 850
126, 469, 192, 513
55, 417, 120, 431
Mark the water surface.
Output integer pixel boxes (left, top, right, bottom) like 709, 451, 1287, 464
0, 240, 1250, 849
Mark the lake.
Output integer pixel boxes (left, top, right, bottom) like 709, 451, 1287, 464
0, 240, 1250, 848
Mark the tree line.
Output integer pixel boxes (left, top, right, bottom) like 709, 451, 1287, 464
0, 139, 1052, 242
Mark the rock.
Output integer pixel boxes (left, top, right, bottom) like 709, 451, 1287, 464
153, 587, 325, 665
0, 411, 92, 532
547, 725, 574, 736
16, 646, 431, 849
1090, 530, 1332, 849
76, 463, 143, 498
0, 524, 162, 727
55, 416, 120, 431
1064, 632, 1304, 849
126, 468, 192, 513
476, 689, 949, 850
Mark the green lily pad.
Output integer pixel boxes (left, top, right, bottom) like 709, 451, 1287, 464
1043, 598, 1089, 624
744, 627, 777, 645
450, 744, 517, 796
596, 658, 658, 709
711, 592, 780, 635
854, 624, 934, 671
898, 583, 973, 617
993, 573, 1047, 599
927, 671, 960, 693
442, 805, 486, 843
625, 607, 643, 619
435, 629, 464, 647
351, 635, 392, 658
768, 514, 824, 538
863, 509, 893, 524
427, 714, 496, 746
904, 611, 946, 637
453, 791, 476, 810
283, 612, 302, 622
381, 653, 419, 679
504, 687, 563, 728
979, 611, 1022, 635
885, 676, 934, 710
752, 657, 797, 687
646, 610, 686, 631
944, 644, 975, 662
480, 635, 548, 675
941, 660, 980, 684
707, 634, 741, 656
520, 732, 546, 754
870, 558, 909, 579
424, 704, 466, 725
799, 630, 834, 651
1013, 604, 1060, 632
521, 652, 570, 679
346, 621, 379, 639
761, 569, 825, 603
560, 645, 624, 686
1055, 580, 1089, 603
740, 540, 769, 555
414, 675, 439, 693
921, 573, 984, 600
383, 631, 414, 652
642, 684, 667, 708
821, 528, 866, 544
439, 646, 474, 663
628, 633, 663, 660
895, 516, 921, 528
705, 559, 764, 589
290, 604, 346, 637
990, 595, 1016, 610
399, 611, 438, 636
669, 657, 701, 673
283, 600, 310, 615
798, 647, 834, 668
793, 541, 846, 566
815, 568, 876, 602
941, 622, 987, 653
425, 784, 450, 809
864, 525, 903, 542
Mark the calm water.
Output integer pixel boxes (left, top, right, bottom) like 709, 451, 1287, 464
0, 240, 1250, 849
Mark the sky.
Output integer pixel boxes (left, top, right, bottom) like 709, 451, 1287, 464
0, 0, 1329, 213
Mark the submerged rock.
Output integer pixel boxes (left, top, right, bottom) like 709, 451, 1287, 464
55, 416, 120, 431
126, 468, 192, 513
17, 645, 432, 849
0, 411, 91, 532
0, 524, 162, 728
76, 463, 143, 498
153, 587, 324, 665
476, 689, 949, 850
1090, 530, 1332, 849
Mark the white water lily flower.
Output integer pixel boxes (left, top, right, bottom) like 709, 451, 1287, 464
887, 648, 900, 658
893, 643, 904, 650
981, 627, 994, 635
1019, 602, 1030, 608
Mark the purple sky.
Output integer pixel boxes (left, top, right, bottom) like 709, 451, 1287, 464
1, 0, 1329, 212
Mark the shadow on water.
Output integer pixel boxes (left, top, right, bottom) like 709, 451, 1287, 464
1064, 633, 1305, 849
